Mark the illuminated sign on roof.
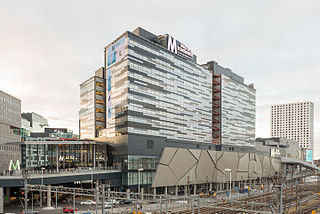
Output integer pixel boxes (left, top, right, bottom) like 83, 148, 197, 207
167, 35, 193, 59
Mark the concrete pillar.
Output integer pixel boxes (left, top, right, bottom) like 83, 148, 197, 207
96, 180, 99, 203
184, 185, 188, 196
153, 187, 156, 196
56, 145, 59, 172
127, 189, 130, 199
93, 145, 96, 169
5, 187, 10, 204
47, 185, 51, 207
175, 186, 178, 196
164, 186, 168, 195
0, 187, 3, 214
209, 183, 212, 191
193, 185, 197, 195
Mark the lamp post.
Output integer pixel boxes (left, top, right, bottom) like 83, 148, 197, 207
224, 169, 232, 199
258, 170, 262, 190
138, 168, 143, 194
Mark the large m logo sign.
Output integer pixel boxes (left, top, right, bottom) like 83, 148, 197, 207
167, 35, 177, 54
9, 160, 20, 171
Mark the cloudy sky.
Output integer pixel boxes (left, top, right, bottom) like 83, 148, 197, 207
1, 1, 319, 157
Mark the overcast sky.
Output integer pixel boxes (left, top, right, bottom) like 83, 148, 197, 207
1, 0, 319, 157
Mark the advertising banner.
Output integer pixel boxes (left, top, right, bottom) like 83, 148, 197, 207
107, 36, 126, 66
306, 149, 313, 162
107, 69, 112, 119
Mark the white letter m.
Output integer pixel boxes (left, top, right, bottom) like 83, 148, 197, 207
167, 35, 177, 54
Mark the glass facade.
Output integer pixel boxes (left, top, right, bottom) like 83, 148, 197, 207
105, 34, 212, 143
80, 77, 95, 139
21, 142, 108, 170
80, 75, 106, 139
124, 155, 159, 186
105, 54, 129, 137
127, 38, 212, 143
220, 75, 256, 145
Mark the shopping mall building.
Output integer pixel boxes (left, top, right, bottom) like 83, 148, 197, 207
79, 27, 259, 189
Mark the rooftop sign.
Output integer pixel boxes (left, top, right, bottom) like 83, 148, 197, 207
167, 35, 193, 59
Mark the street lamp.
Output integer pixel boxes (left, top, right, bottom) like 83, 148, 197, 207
224, 168, 232, 198
138, 168, 143, 194
258, 170, 262, 187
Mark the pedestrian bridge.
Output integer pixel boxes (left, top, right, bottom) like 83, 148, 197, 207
281, 157, 320, 171
0, 168, 122, 187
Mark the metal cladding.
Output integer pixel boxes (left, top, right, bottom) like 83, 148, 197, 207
152, 147, 281, 187
105, 32, 212, 143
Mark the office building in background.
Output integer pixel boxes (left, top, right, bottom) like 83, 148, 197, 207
271, 102, 314, 161
21, 112, 48, 133
0, 90, 21, 174
79, 67, 106, 139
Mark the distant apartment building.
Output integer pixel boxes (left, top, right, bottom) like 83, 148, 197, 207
21, 117, 32, 140
21, 112, 48, 133
271, 102, 314, 161
0, 90, 21, 174
203, 61, 256, 146
79, 68, 106, 139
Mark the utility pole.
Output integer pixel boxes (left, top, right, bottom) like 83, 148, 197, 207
159, 195, 162, 214
295, 184, 298, 214
165, 194, 168, 214
95, 181, 98, 214
102, 184, 105, 214
31, 190, 33, 212
55, 191, 58, 210
73, 189, 76, 212
23, 171, 28, 214
277, 183, 283, 214
198, 196, 200, 214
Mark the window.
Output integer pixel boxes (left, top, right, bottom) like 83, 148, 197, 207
147, 140, 154, 150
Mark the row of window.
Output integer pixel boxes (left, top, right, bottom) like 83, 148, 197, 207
0, 94, 20, 108
0, 144, 20, 152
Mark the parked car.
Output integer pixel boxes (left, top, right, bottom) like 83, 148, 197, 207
80, 200, 96, 205
62, 207, 79, 213
58, 196, 69, 203
119, 199, 132, 205
107, 199, 117, 205
104, 202, 113, 208
148, 199, 158, 204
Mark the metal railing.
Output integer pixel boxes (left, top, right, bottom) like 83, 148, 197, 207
2, 165, 122, 176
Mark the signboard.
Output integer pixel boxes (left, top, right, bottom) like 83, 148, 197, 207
107, 69, 112, 119
9, 160, 20, 171
306, 149, 313, 162
107, 36, 126, 66
167, 34, 193, 59
270, 148, 281, 158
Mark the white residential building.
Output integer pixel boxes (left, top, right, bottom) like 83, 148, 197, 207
271, 102, 314, 154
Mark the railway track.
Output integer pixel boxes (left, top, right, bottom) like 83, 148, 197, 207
169, 182, 320, 214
